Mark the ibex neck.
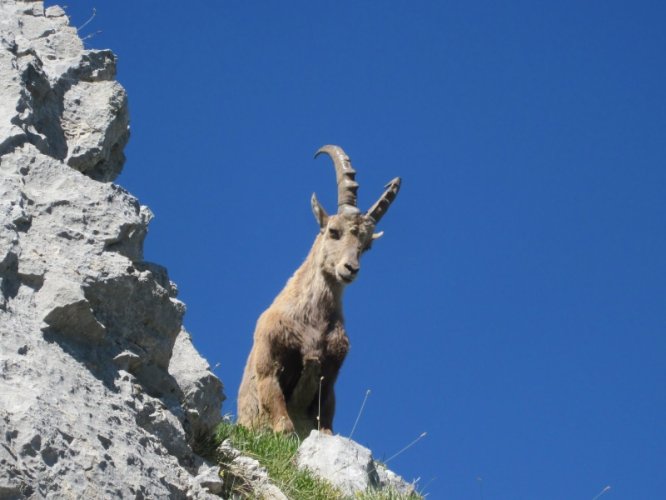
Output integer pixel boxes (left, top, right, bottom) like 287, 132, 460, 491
277, 243, 344, 326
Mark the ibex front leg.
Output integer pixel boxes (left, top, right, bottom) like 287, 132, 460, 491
253, 335, 295, 434
318, 381, 336, 434
318, 327, 349, 434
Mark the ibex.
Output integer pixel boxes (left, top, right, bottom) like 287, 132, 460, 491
237, 145, 400, 437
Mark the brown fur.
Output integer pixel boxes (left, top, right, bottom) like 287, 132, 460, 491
237, 213, 376, 437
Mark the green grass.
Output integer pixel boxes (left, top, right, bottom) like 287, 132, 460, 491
211, 420, 423, 499
214, 420, 343, 499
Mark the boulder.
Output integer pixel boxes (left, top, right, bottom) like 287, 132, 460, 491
296, 430, 416, 497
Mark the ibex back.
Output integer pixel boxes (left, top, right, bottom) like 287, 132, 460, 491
237, 145, 401, 437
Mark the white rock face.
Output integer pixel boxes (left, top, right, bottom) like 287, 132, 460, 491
296, 430, 416, 497
217, 440, 288, 500
0, 1, 224, 498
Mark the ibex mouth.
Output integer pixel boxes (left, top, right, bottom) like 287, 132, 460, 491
337, 272, 356, 284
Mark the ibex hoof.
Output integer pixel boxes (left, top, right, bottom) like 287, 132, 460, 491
274, 417, 295, 434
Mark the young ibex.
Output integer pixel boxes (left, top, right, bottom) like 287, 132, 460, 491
237, 145, 401, 437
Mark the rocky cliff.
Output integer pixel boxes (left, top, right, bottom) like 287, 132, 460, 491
0, 1, 225, 497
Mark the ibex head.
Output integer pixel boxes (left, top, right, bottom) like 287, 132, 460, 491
310, 145, 401, 285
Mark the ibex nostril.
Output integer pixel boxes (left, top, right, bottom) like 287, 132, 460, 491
345, 263, 359, 275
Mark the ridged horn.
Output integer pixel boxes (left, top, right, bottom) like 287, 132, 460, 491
314, 145, 359, 213
366, 177, 401, 223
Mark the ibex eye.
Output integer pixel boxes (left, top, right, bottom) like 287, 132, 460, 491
328, 228, 341, 239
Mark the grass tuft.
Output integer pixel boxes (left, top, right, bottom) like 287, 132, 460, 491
214, 420, 342, 499
211, 420, 422, 499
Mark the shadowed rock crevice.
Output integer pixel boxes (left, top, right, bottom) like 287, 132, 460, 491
0, 252, 20, 305
13, 52, 68, 160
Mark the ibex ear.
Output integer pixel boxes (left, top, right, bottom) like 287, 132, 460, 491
311, 193, 329, 230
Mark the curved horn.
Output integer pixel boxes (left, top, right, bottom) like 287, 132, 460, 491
314, 145, 359, 213
366, 177, 401, 223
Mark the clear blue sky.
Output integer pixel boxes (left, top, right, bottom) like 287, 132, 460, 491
50, 1, 665, 498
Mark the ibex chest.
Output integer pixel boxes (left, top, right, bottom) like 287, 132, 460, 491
300, 321, 349, 363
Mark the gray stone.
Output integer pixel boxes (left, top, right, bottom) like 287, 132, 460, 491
170, 328, 226, 443
0, 2, 225, 498
45, 5, 66, 18
217, 440, 288, 500
296, 430, 379, 496
0, 0, 127, 180
191, 463, 225, 496
376, 463, 417, 497
62, 79, 129, 181
296, 430, 416, 497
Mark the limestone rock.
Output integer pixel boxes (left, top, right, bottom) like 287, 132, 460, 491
191, 463, 225, 497
0, 1, 224, 498
296, 430, 416, 497
217, 440, 288, 500
170, 328, 225, 442
0, 0, 127, 181
296, 431, 378, 496
376, 463, 418, 497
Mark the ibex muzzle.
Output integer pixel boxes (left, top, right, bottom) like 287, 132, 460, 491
237, 145, 401, 437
